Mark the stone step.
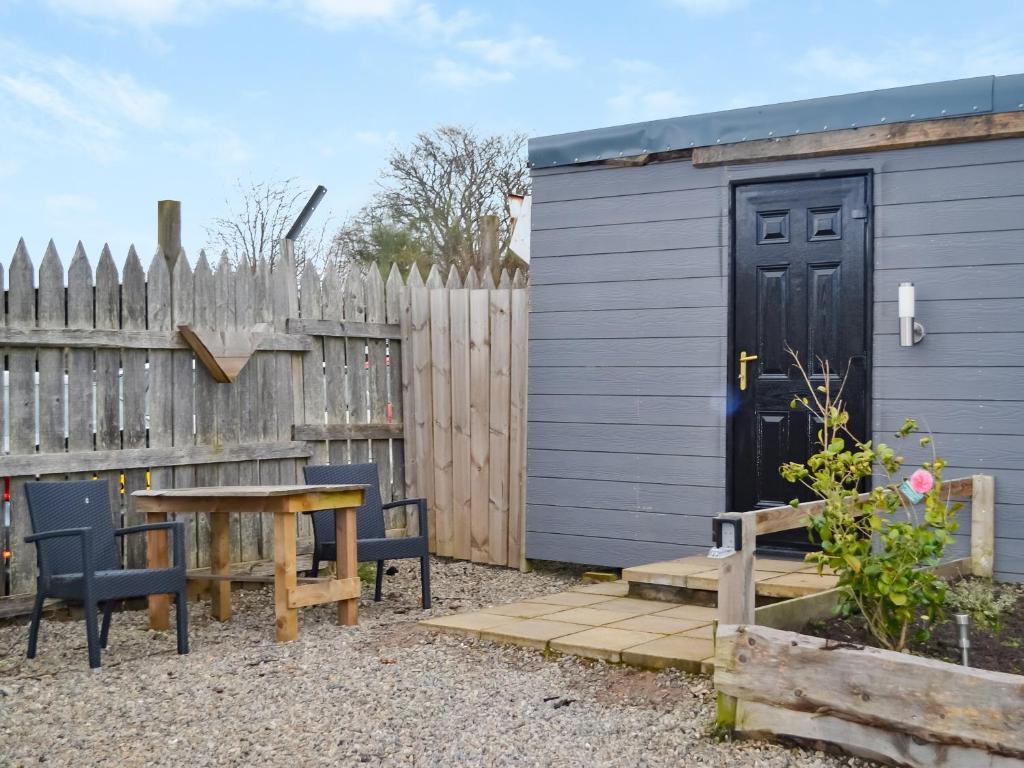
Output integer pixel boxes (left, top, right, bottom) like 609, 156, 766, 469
622, 554, 837, 600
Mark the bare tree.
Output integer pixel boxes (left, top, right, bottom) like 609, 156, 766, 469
205, 178, 334, 275
336, 126, 529, 276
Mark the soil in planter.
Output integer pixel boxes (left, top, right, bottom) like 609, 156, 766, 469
805, 580, 1024, 675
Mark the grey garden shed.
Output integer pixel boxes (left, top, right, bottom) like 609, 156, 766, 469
525, 74, 1024, 581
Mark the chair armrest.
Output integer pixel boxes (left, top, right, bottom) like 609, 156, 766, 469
115, 521, 187, 569
25, 527, 92, 544
114, 522, 180, 536
25, 527, 96, 584
382, 498, 428, 540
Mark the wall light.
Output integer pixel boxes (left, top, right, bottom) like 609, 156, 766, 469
898, 281, 926, 347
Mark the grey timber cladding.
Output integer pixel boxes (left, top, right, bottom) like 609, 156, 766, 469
526, 137, 1024, 581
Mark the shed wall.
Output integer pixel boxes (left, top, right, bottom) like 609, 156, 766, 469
526, 137, 1024, 581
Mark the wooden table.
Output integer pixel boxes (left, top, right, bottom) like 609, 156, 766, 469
133, 484, 366, 642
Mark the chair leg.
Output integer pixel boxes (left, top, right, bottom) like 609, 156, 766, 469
175, 590, 189, 655
83, 601, 101, 669
306, 552, 320, 579
420, 555, 431, 610
27, 590, 46, 659
374, 560, 384, 602
99, 602, 114, 649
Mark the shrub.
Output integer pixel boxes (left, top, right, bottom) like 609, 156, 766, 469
779, 350, 961, 652
946, 578, 1019, 632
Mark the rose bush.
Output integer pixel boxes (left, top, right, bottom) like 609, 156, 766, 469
780, 350, 961, 652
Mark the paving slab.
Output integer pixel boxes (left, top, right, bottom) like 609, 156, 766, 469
678, 624, 716, 640
419, 612, 516, 638
570, 580, 630, 597
757, 571, 839, 598
550, 627, 663, 663
621, 635, 717, 674
622, 558, 717, 588
654, 604, 719, 622
478, 601, 570, 619
756, 558, 814, 573
530, 591, 615, 607
543, 607, 626, 626
591, 597, 675, 615
479, 619, 584, 649
606, 614, 709, 634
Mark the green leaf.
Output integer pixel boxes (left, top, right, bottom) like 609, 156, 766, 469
843, 553, 861, 573
889, 592, 908, 606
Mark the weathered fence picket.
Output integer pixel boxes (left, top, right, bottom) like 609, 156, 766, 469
0, 236, 527, 605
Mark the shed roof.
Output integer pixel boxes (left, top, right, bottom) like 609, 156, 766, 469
528, 74, 1024, 169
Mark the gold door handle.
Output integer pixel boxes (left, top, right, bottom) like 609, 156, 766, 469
738, 351, 759, 391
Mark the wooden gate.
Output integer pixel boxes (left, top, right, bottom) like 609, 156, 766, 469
402, 266, 528, 569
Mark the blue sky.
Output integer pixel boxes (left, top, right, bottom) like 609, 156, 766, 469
2, 0, 1023, 267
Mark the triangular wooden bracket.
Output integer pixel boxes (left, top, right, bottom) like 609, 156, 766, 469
178, 323, 272, 383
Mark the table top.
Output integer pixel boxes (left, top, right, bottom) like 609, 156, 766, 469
132, 484, 366, 499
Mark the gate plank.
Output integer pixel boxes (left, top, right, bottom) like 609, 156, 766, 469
507, 289, 528, 570
408, 286, 434, 548
429, 287, 453, 556
487, 289, 511, 566
469, 288, 491, 562
449, 287, 471, 559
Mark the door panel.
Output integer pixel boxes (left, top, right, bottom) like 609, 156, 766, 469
731, 176, 870, 554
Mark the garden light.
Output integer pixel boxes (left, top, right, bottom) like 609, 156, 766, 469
898, 281, 925, 346
955, 612, 971, 667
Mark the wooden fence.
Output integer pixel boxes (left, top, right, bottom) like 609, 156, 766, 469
0, 236, 531, 602
403, 266, 529, 569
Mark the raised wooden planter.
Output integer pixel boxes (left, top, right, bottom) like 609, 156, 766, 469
716, 624, 1024, 768
711, 475, 1016, 767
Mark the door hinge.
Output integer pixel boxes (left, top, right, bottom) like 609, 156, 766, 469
851, 208, 868, 219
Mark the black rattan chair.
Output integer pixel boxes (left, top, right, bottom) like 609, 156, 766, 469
303, 463, 431, 609
24, 479, 189, 669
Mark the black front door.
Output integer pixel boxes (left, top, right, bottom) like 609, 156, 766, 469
731, 175, 870, 554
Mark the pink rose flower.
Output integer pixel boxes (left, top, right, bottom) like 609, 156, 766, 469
909, 469, 934, 495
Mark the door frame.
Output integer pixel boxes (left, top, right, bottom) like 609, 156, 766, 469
725, 170, 875, 513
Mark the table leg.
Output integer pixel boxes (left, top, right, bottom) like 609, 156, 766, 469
210, 512, 232, 621
146, 510, 171, 631
336, 506, 359, 626
273, 511, 298, 642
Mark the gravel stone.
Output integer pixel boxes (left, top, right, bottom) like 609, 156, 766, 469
0, 559, 877, 767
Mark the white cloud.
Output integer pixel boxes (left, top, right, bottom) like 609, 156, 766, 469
0, 39, 246, 164
45, 192, 99, 217
668, 0, 747, 15
608, 87, 690, 122
605, 59, 690, 121
353, 129, 399, 147
45, 0, 249, 28
299, 0, 408, 27
426, 57, 512, 88
796, 38, 1024, 91
458, 34, 575, 70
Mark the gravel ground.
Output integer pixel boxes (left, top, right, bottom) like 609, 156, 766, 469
0, 559, 876, 768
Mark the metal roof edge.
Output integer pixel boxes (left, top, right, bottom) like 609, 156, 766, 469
528, 74, 1024, 169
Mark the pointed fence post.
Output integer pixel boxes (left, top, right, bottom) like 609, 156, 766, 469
158, 200, 182, 271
